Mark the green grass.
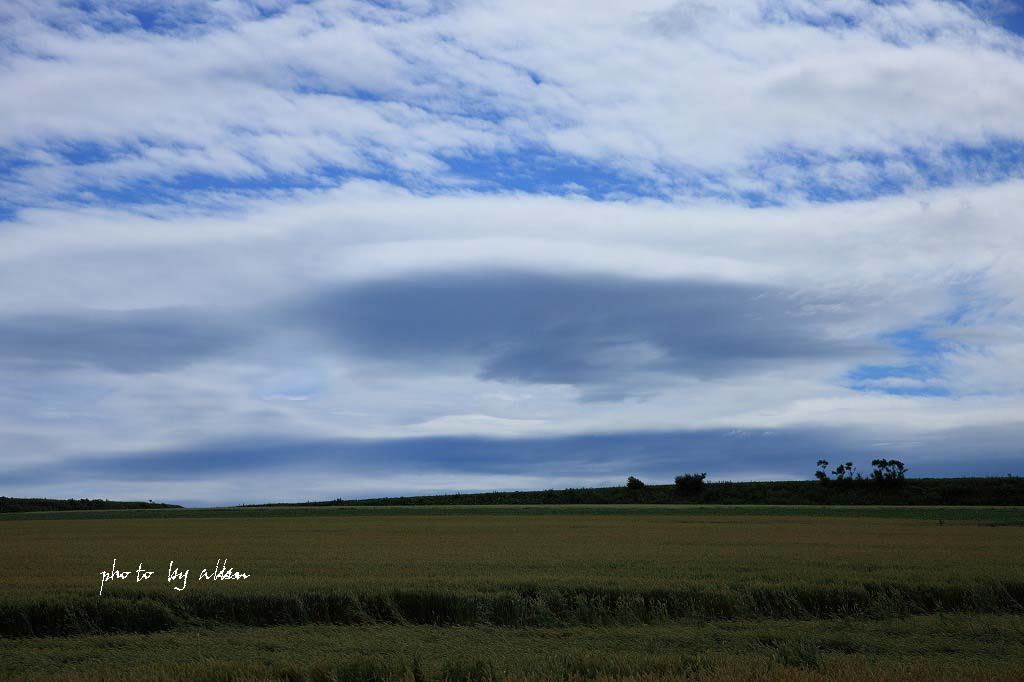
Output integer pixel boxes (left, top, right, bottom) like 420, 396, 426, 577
5, 508, 1024, 680
7, 582, 1024, 638
6, 617, 1024, 681
5, 503, 1024, 523
5, 512, 1024, 597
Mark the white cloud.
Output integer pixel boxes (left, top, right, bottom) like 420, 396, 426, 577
0, 178, 1020, 469
2, 0, 1023, 203
1, 1, 1022, 498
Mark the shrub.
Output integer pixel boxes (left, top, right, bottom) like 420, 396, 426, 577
626, 476, 646, 490
675, 473, 707, 495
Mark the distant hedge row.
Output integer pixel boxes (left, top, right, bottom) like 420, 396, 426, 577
0, 497, 182, 514
326, 476, 1024, 507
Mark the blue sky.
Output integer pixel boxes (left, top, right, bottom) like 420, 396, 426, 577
1, 0, 1023, 505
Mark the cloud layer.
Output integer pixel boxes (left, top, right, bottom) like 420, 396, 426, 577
298, 271, 880, 396
1, 1, 1023, 503
3, 0, 1024, 206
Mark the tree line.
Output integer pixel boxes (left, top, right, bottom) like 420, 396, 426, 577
813, 459, 908, 484
624, 459, 908, 495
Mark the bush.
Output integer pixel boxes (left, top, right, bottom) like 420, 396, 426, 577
626, 476, 646, 490
675, 473, 707, 495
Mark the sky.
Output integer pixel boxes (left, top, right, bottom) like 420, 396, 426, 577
1, 0, 1024, 506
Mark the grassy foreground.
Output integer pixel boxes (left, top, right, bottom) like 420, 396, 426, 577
3, 506, 1024, 680
6, 502, 1024, 522
7, 617, 1024, 681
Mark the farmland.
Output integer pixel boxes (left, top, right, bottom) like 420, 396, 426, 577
3, 506, 1024, 680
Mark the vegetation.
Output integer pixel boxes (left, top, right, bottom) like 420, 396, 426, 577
831, 462, 859, 481
625, 476, 646, 490
8, 510, 1024, 593
5, 506, 1024, 680
870, 459, 909, 484
0, 497, 181, 514
318, 476, 1024, 507
8, 579, 1024, 638
674, 473, 707, 494
6, 617, 1024, 681
6, 501, 1024, 675
7, 503, 1024, 523
814, 460, 830, 483
815, 460, 907, 485
8, 617, 1024, 681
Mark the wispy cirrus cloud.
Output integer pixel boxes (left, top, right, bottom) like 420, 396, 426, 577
2, 0, 1024, 210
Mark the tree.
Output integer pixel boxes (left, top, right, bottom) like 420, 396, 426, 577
675, 473, 707, 495
814, 460, 830, 483
832, 462, 859, 482
871, 459, 908, 484
626, 476, 646, 490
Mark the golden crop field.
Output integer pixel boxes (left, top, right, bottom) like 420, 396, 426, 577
3, 507, 1024, 681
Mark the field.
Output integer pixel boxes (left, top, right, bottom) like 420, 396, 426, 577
2, 505, 1024, 680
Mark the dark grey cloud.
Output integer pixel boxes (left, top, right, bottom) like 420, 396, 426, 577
295, 271, 879, 395
0, 271, 883, 397
0, 307, 246, 373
